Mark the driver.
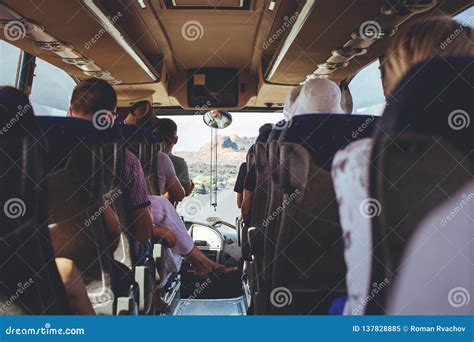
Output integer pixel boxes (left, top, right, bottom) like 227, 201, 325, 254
149, 195, 238, 287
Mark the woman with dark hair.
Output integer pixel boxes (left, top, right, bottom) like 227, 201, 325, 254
0, 86, 95, 315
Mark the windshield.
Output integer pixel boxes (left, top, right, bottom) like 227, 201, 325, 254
159, 112, 283, 224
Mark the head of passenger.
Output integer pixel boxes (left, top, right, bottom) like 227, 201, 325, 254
283, 85, 302, 120
124, 100, 154, 127
383, 16, 474, 94
290, 78, 344, 117
0, 86, 38, 137
68, 78, 117, 123
259, 123, 273, 135
154, 118, 178, 153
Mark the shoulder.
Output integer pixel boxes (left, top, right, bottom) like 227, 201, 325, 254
169, 153, 187, 166
158, 151, 173, 164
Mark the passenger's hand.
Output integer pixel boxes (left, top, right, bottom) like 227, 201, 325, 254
160, 232, 177, 248
153, 226, 177, 248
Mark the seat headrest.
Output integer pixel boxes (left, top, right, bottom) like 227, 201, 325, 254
256, 128, 272, 143
377, 56, 473, 155
282, 114, 378, 169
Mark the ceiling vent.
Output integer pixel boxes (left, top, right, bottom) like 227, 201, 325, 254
164, 0, 250, 10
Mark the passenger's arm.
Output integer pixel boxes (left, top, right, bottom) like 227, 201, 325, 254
130, 207, 153, 244
152, 225, 177, 248
241, 189, 253, 222
164, 176, 185, 202
236, 192, 243, 209
55, 258, 95, 315
102, 206, 122, 252
125, 151, 153, 244
183, 180, 195, 196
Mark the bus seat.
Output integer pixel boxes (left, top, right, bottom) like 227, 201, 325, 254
119, 124, 159, 196
37, 117, 137, 315
246, 128, 272, 312
0, 136, 71, 315
115, 125, 157, 315
331, 138, 374, 315
367, 57, 474, 314
388, 181, 474, 315
259, 127, 284, 312
270, 113, 377, 315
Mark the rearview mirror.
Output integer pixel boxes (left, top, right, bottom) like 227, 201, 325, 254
203, 110, 232, 129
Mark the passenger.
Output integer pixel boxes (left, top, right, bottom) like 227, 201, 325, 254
68, 79, 153, 246
68, 79, 154, 305
289, 78, 344, 117
137, 115, 185, 202
123, 100, 156, 127
240, 123, 273, 222
233, 162, 247, 209
149, 196, 238, 288
0, 86, 94, 315
154, 118, 195, 197
383, 16, 474, 94
331, 16, 474, 315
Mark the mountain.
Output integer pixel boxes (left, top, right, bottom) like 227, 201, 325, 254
198, 134, 256, 153
176, 134, 256, 194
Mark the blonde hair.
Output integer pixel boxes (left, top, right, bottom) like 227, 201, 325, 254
383, 15, 474, 94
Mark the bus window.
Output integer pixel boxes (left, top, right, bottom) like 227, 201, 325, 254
0, 40, 21, 87
158, 112, 283, 224
453, 5, 473, 25
30, 58, 76, 117
348, 60, 386, 115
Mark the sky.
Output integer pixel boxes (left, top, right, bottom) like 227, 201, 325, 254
158, 113, 284, 151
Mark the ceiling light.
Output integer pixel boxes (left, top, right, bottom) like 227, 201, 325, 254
268, 1, 276, 11
82, 0, 158, 81
266, 0, 316, 80
138, 0, 147, 9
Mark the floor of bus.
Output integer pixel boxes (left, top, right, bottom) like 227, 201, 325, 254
166, 268, 248, 315
172, 296, 247, 315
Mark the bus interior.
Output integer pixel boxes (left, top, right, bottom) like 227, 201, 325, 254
0, 0, 473, 317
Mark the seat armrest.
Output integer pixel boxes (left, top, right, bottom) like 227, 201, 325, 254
247, 226, 264, 255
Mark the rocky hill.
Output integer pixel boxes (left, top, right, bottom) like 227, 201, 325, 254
175, 134, 255, 194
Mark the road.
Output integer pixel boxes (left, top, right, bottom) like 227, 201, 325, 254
176, 188, 240, 226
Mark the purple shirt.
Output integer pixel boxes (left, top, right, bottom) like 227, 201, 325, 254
124, 150, 151, 211
156, 152, 177, 194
